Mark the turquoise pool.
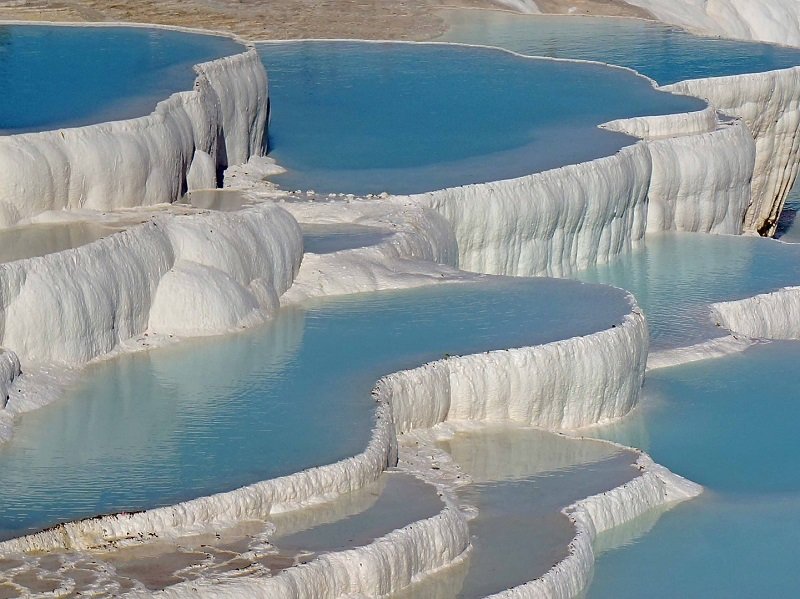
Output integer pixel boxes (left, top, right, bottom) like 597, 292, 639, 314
0, 25, 243, 134
439, 10, 800, 85
0, 277, 629, 541
577, 233, 800, 349
258, 41, 703, 195
588, 343, 800, 597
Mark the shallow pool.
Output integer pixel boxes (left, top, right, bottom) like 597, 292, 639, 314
301, 223, 393, 254
0, 25, 243, 134
439, 10, 800, 85
587, 342, 800, 597
577, 233, 800, 349
0, 221, 115, 264
259, 41, 703, 195
0, 277, 629, 540
438, 427, 636, 598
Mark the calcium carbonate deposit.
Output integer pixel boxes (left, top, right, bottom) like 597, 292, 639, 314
0, 3, 799, 598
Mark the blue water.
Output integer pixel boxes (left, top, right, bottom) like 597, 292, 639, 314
577, 233, 800, 349
436, 427, 636, 598
258, 41, 703, 195
440, 10, 800, 85
301, 223, 393, 254
776, 183, 800, 242
274, 474, 442, 554
0, 25, 243, 133
0, 278, 629, 540
0, 221, 113, 264
588, 342, 800, 597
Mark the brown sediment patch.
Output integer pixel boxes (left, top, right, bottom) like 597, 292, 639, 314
0, 0, 656, 40
11, 569, 60, 593
0, 558, 22, 571
533, 0, 654, 19
107, 548, 209, 590
0, 0, 495, 40
0, 584, 20, 599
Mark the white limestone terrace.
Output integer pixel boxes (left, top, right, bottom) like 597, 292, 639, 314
0, 201, 303, 444
393, 102, 757, 279
0, 7, 797, 597
0, 180, 701, 599
0, 42, 763, 598
711, 285, 800, 340
616, 3, 800, 236
624, 0, 800, 48
500, 0, 800, 45
0, 27, 268, 227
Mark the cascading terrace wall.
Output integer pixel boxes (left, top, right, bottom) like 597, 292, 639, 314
625, 0, 800, 48
0, 297, 648, 555
604, 106, 757, 235
664, 67, 800, 236
0, 47, 268, 227
406, 104, 758, 278
711, 286, 800, 340
0, 204, 302, 368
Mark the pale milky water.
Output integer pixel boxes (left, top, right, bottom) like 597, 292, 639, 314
301, 223, 393, 254
0, 25, 243, 133
394, 426, 638, 598
272, 474, 442, 555
0, 278, 629, 540
438, 10, 800, 85
179, 189, 253, 212
577, 233, 800, 349
258, 41, 703, 195
0, 221, 115, 264
588, 343, 800, 597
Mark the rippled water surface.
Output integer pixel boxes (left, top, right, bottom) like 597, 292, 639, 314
0, 25, 243, 133
259, 41, 702, 195
0, 278, 629, 540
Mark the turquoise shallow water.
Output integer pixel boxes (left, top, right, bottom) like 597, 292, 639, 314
437, 427, 636, 598
273, 474, 442, 555
588, 343, 800, 597
0, 25, 243, 133
301, 224, 393, 254
0, 278, 629, 541
439, 10, 800, 85
258, 41, 703, 195
577, 233, 800, 349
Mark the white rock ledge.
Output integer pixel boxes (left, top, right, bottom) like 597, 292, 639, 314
401, 102, 760, 278
0, 203, 301, 366
152, 505, 471, 598
0, 295, 649, 560
0, 202, 302, 447
0, 45, 268, 226
405, 143, 651, 278
665, 67, 800, 236
647, 335, 759, 370
626, 0, 800, 48
489, 452, 701, 599
712, 285, 800, 339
